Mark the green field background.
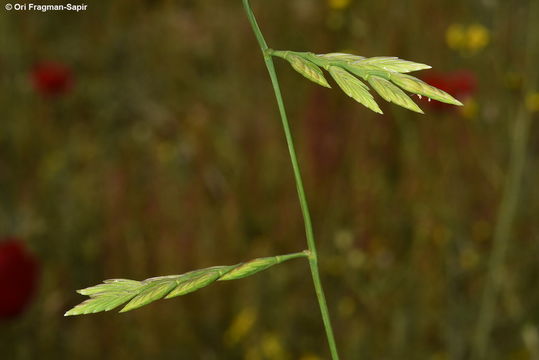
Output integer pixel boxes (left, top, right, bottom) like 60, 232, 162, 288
1, 0, 538, 359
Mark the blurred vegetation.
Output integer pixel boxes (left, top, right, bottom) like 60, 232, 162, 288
1, 0, 538, 359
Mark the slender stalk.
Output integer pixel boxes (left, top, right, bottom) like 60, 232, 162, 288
241, 1, 340, 359
472, 2, 537, 357
472, 106, 531, 360
275, 251, 311, 263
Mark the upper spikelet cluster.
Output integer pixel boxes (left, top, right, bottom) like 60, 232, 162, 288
270, 50, 463, 114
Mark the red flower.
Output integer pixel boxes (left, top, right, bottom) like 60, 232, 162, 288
420, 70, 477, 111
31, 62, 73, 96
0, 238, 39, 319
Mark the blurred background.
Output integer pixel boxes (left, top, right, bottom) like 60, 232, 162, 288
1, 0, 538, 359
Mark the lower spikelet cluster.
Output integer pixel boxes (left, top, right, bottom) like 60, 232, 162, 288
65, 252, 307, 316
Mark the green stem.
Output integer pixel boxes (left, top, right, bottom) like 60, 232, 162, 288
275, 251, 311, 263
472, 106, 531, 360
472, 3, 537, 357
241, 1, 340, 359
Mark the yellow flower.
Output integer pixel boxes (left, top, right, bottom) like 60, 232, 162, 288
328, 0, 352, 10
446, 23, 490, 54
261, 333, 287, 360
224, 307, 257, 346
467, 23, 490, 52
459, 98, 479, 119
446, 24, 466, 50
526, 92, 539, 112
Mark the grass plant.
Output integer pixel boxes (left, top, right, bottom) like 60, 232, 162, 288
66, 2, 462, 358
